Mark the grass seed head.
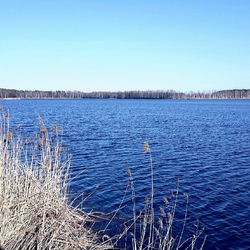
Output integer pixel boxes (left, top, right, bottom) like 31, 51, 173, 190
143, 141, 150, 153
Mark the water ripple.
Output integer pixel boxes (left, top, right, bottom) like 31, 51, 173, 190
2, 99, 250, 250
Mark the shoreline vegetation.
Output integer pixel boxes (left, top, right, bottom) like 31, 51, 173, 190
0, 111, 206, 249
0, 114, 112, 249
0, 88, 250, 100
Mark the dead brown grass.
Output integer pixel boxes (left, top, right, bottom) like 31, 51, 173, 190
0, 111, 206, 250
0, 113, 111, 250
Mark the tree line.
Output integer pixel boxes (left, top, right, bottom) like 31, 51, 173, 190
0, 88, 250, 99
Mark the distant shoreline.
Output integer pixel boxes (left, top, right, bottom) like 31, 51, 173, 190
1, 88, 250, 100
1, 97, 250, 101
0, 97, 21, 100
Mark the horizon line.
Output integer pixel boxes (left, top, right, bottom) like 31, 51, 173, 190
1, 88, 250, 93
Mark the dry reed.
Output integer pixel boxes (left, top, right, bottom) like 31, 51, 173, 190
0, 113, 111, 250
0, 111, 206, 250
122, 142, 206, 250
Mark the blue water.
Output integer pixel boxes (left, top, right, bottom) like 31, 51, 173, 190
1, 99, 250, 250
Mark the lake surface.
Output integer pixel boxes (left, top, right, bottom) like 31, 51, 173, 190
1, 99, 250, 250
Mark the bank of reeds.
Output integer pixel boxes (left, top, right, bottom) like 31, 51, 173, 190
0, 113, 111, 249
0, 111, 205, 249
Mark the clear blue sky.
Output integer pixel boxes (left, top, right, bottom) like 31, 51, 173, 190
0, 0, 249, 92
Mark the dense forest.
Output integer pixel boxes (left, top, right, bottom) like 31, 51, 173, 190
0, 88, 250, 99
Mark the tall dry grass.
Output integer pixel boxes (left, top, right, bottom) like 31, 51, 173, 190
122, 142, 206, 250
0, 110, 206, 249
0, 112, 111, 250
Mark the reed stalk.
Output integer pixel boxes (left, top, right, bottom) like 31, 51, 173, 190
0, 112, 111, 250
